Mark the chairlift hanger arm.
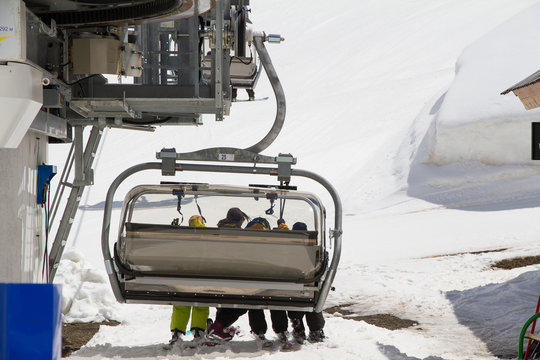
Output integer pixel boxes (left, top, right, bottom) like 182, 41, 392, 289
243, 32, 286, 153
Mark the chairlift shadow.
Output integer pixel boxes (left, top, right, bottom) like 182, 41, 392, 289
73, 339, 298, 358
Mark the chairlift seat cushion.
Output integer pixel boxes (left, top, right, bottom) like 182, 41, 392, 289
117, 223, 320, 281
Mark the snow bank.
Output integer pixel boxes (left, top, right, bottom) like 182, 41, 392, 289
428, 3, 540, 166
54, 248, 118, 323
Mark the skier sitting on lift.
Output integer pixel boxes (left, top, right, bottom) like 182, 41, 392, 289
168, 215, 210, 347
243, 218, 290, 346
205, 208, 251, 340
216, 207, 250, 228
207, 217, 290, 346
287, 221, 326, 343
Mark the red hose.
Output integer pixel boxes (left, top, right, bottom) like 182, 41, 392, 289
524, 294, 540, 360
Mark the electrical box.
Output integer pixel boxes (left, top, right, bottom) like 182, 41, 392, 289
37, 164, 57, 205
72, 37, 143, 76
72, 37, 121, 75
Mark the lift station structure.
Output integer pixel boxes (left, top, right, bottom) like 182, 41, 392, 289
0, 1, 342, 358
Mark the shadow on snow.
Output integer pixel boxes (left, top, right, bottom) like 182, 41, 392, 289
446, 270, 540, 358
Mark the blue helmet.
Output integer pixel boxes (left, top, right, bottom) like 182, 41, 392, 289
246, 217, 270, 230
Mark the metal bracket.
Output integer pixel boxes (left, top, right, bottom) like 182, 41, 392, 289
329, 228, 343, 239
276, 153, 294, 183
160, 148, 177, 176
156, 147, 297, 165
156, 148, 298, 183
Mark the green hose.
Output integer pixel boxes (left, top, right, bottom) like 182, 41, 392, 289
518, 312, 540, 359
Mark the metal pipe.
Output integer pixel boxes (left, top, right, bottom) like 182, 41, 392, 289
524, 294, 540, 359
519, 312, 540, 359
214, 0, 224, 113
244, 35, 286, 153
102, 163, 162, 302
74, 126, 84, 185
293, 169, 342, 312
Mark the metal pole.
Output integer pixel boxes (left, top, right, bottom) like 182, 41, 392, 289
102, 163, 162, 302
293, 169, 342, 312
214, 0, 223, 118
74, 126, 84, 185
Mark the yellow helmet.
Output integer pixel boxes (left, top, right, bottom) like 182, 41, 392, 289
189, 215, 205, 228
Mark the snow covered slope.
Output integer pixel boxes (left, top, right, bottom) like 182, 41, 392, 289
51, 0, 540, 359
429, 2, 540, 166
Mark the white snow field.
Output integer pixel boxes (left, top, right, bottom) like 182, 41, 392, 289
49, 0, 540, 359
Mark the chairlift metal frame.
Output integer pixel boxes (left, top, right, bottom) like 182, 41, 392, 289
98, 4, 341, 312
101, 152, 342, 312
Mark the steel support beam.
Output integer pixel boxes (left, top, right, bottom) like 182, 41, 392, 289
48, 126, 102, 281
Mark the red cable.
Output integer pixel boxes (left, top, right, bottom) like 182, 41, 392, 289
524, 294, 540, 360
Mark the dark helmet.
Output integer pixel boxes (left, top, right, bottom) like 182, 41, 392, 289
292, 222, 307, 231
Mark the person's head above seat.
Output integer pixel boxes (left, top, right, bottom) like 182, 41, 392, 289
217, 207, 250, 228
189, 215, 205, 227
292, 222, 307, 231
245, 217, 270, 230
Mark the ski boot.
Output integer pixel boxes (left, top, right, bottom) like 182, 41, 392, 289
291, 318, 306, 344
206, 321, 236, 342
308, 329, 325, 343
163, 329, 184, 350
276, 331, 294, 350
253, 331, 273, 348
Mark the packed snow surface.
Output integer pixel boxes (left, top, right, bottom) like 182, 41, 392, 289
49, 0, 540, 359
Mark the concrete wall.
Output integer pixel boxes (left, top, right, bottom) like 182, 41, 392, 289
0, 132, 48, 283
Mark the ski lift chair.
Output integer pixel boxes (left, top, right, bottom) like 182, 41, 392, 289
102, 158, 342, 312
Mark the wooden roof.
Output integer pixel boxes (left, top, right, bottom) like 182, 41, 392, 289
501, 69, 540, 94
